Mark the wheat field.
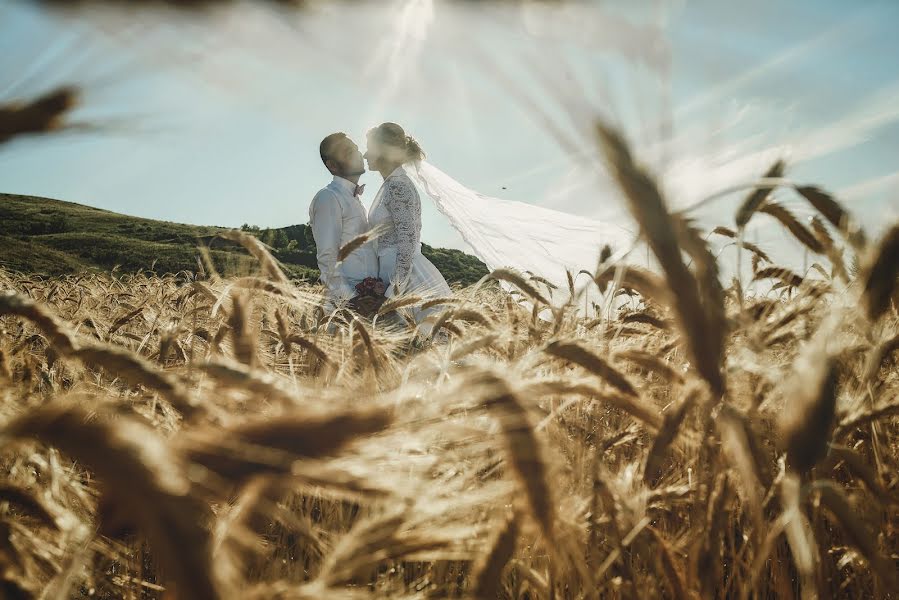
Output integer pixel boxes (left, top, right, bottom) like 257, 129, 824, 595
1, 131, 897, 599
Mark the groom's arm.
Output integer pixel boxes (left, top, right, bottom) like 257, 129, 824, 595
310, 190, 353, 303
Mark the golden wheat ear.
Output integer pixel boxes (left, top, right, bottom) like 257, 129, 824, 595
794, 185, 867, 248
336, 224, 387, 264
470, 510, 519, 600
449, 333, 500, 361
215, 476, 324, 574
862, 332, 899, 382
759, 201, 824, 254
526, 378, 662, 429
487, 268, 550, 305
643, 386, 699, 486
377, 295, 422, 316
2, 402, 227, 600
177, 408, 393, 486
778, 356, 839, 474
0, 570, 35, 600
471, 371, 555, 543
620, 311, 670, 331
0, 290, 203, 417
0, 484, 61, 530
316, 504, 455, 588
596, 123, 724, 397
809, 216, 851, 282
0, 87, 79, 145
594, 265, 668, 306
0, 291, 77, 354
644, 526, 689, 600
227, 292, 258, 367
447, 308, 495, 329
545, 340, 638, 398
218, 229, 290, 284
860, 224, 899, 321
712, 226, 773, 264
753, 266, 804, 289
673, 216, 727, 383
735, 159, 786, 228
811, 480, 899, 590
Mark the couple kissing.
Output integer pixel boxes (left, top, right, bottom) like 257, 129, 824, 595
309, 122, 451, 335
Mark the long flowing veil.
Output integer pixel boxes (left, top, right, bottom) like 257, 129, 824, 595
404, 160, 639, 309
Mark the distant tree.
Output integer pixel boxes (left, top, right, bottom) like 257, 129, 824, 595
303, 225, 316, 248
271, 229, 289, 249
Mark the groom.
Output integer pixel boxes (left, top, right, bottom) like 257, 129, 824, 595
309, 132, 379, 311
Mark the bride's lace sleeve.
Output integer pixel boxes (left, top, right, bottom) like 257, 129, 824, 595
384, 176, 421, 290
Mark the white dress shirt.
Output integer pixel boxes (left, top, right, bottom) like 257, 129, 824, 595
308, 176, 379, 305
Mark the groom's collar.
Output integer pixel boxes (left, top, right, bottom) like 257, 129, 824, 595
331, 176, 358, 195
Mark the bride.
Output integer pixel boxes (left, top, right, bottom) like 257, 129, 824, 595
363, 122, 453, 331
363, 121, 636, 327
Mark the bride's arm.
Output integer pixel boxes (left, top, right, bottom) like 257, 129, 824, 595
384, 177, 420, 294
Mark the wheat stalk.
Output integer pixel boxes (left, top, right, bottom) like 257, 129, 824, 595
794, 185, 867, 248
735, 159, 786, 227
594, 265, 669, 307
469, 511, 518, 599
336, 225, 384, 264
860, 224, 899, 321
810, 479, 898, 589
643, 386, 698, 485
597, 123, 724, 396
779, 354, 839, 474
228, 292, 258, 367
218, 230, 290, 284
487, 268, 550, 306
753, 266, 804, 289
470, 370, 555, 541
545, 340, 639, 398
759, 201, 824, 254
376, 295, 422, 316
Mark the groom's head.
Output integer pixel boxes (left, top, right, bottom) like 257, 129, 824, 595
320, 132, 365, 178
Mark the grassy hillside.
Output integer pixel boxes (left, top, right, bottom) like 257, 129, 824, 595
0, 194, 488, 286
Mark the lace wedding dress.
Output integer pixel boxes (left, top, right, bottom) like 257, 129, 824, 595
368, 166, 453, 331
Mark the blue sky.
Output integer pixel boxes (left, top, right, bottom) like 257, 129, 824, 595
1, 0, 898, 271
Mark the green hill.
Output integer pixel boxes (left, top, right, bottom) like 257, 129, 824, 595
0, 194, 488, 286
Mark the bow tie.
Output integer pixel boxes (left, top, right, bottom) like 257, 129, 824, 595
354, 184, 365, 197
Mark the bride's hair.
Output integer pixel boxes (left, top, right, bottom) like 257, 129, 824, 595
368, 122, 426, 162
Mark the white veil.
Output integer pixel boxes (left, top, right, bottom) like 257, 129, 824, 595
405, 160, 639, 309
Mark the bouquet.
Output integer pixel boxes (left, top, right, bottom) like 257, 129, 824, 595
348, 277, 387, 318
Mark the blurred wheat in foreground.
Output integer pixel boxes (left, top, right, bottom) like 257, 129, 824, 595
1, 130, 897, 600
